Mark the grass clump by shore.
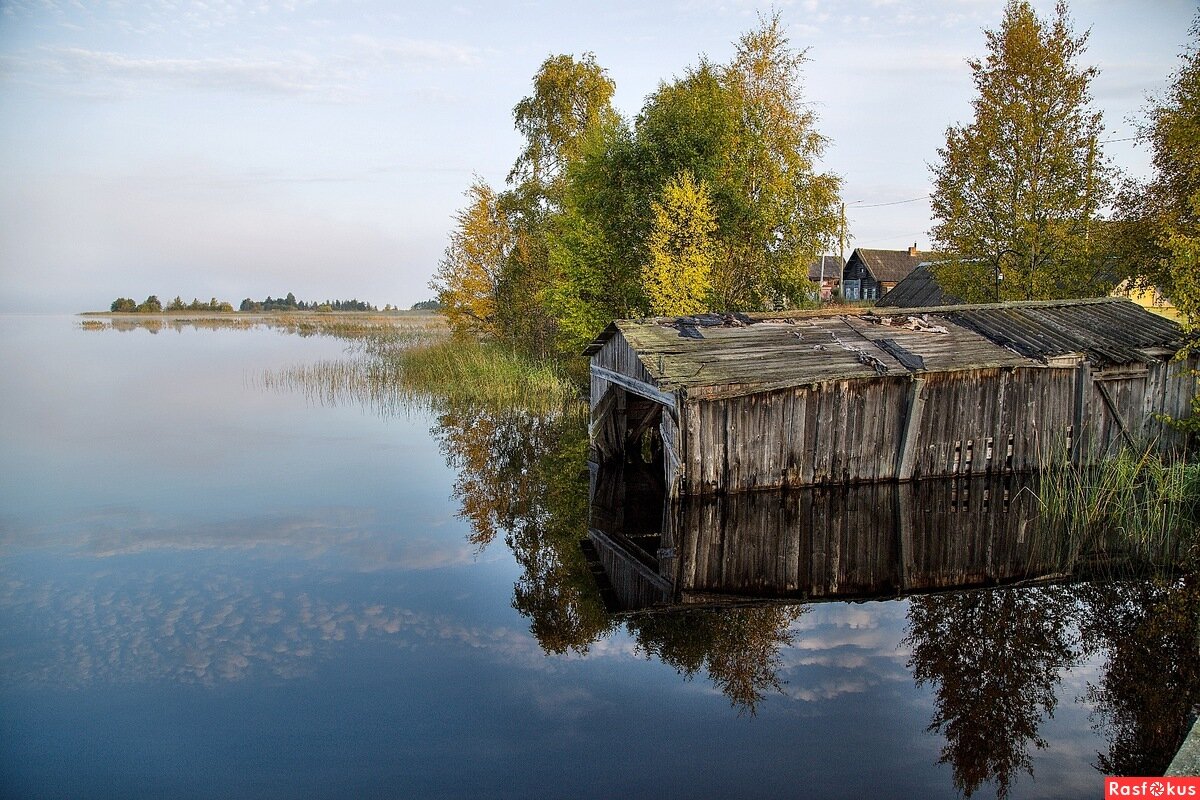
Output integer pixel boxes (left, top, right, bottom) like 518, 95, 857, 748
1038, 447, 1200, 563
263, 332, 582, 416
382, 336, 581, 413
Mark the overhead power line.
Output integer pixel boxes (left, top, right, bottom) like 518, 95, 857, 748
848, 195, 930, 209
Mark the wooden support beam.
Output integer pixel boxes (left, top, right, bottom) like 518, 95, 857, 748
589, 384, 620, 441
1095, 380, 1139, 450
1072, 360, 1091, 460
590, 365, 678, 410
896, 482, 915, 592
896, 377, 928, 481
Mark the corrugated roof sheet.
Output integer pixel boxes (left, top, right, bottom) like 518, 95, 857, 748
877, 262, 964, 308
945, 299, 1184, 365
585, 298, 1190, 399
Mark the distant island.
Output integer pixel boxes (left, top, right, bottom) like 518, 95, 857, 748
103, 293, 441, 314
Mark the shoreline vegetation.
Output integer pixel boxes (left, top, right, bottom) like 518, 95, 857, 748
81, 310, 581, 414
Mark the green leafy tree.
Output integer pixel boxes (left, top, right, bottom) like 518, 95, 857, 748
136, 295, 162, 313
542, 117, 646, 353
716, 11, 840, 307
643, 170, 717, 315
541, 14, 839, 352
544, 188, 623, 353
493, 186, 561, 358
1109, 14, 1200, 436
499, 55, 619, 358
1113, 14, 1200, 330
929, 0, 1113, 303
110, 297, 136, 312
508, 52, 617, 198
430, 180, 513, 338
629, 17, 839, 310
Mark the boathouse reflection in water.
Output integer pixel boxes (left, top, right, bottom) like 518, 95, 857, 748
585, 463, 1183, 609
582, 460, 1199, 794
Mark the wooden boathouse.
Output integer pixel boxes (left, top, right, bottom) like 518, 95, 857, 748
584, 297, 1197, 496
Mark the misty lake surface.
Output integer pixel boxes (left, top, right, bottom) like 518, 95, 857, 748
1, 314, 1195, 799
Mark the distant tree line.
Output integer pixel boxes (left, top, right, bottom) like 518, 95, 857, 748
411, 299, 442, 311
110, 293, 381, 313
111, 295, 235, 312
238, 293, 376, 312
110, 295, 166, 313
169, 296, 235, 312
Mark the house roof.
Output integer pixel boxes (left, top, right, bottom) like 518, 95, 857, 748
850, 248, 934, 283
877, 262, 965, 308
584, 298, 1190, 400
807, 254, 845, 282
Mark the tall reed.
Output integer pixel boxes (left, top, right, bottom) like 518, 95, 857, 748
1037, 447, 1199, 564
262, 333, 582, 416
381, 337, 581, 413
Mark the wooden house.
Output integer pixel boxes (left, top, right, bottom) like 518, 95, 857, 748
841, 245, 931, 301
808, 254, 844, 301
584, 297, 1196, 497
1112, 278, 1182, 323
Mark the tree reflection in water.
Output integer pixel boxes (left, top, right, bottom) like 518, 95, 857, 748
431, 400, 801, 711
904, 586, 1080, 798
1074, 576, 1200, 776
627, 605, 803, 714
903, 575, 1200, 798
430, 401, 616, 653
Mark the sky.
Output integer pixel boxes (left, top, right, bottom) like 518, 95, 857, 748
0, 0, 1194, 313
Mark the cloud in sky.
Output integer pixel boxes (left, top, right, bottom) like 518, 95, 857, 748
18, 47, 344, 96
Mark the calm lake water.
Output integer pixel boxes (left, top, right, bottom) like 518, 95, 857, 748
0, 314, 1195, 799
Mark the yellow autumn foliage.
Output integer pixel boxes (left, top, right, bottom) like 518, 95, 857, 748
642, 171, 716, 316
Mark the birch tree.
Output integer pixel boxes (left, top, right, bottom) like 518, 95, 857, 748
430, 180, 512, 338
929, 0, 1112, 303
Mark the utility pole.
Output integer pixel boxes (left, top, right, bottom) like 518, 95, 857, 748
839, 202, 846, 265
1085, 135, 1095, 254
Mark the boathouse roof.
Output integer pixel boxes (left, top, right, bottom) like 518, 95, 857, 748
584, 297, 1188, 399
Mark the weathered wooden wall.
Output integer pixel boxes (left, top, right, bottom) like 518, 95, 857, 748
590, 326, 1196, 494
673, 359, 1195, 494
679, 367, 1080, 492
681, 376, 910, 492
1084, 357, 1197, 457
904, 367, 1076, 481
